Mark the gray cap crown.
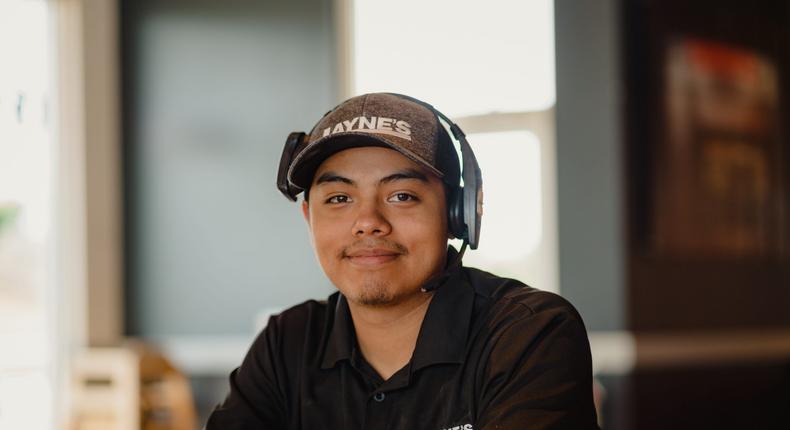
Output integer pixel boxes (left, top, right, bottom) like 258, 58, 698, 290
287, 93, 449, 190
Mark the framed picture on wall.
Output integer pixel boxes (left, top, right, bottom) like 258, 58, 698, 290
653, 37, 785, 259
624, 0, 790, 330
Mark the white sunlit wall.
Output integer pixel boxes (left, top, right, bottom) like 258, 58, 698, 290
0, 1, 56, 430
349, 0, 559, 292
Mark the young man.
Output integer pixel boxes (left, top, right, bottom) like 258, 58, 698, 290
206, 93, 599, 429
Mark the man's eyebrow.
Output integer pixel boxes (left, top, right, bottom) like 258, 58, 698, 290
314, 172, 355, 186
379, 168, 429, 184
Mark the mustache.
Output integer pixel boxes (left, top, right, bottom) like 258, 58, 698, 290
340, 239, 408, 258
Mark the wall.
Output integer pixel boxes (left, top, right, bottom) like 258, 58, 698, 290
122, 0, 337, 337
554, 0, 625, 331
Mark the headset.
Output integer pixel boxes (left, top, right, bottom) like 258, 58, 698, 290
277, 93, 483, 251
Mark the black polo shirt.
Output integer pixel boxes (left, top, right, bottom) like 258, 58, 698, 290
206, 262, 598, 429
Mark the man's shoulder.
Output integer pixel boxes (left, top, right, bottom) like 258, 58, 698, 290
461, 266, 593, 370
243, 293, 341, 373
461, 266, 584, 324
263, 293, 338, 336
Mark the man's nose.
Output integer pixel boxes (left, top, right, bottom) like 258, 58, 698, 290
352, 201, 392, 237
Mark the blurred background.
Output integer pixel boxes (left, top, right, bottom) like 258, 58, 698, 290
1, 0, 789, 428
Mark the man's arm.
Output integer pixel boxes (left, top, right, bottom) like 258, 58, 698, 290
205, 318, 289, 429
475, 295, 599, 429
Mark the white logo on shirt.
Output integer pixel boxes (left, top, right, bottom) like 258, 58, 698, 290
321, 116, 412, 141
440, 425, 473, 430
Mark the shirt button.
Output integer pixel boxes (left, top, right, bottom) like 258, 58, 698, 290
373, 392, 386, 402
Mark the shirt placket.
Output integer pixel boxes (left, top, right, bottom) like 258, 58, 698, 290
363, 389, 393, 430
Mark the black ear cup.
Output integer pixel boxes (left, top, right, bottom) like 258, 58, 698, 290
277, 132, 306, 201
460, 140, 482, 249
446, 143, 482, 248
448, 186, 465, 240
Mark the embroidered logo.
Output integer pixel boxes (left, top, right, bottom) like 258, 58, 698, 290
321, 116, 412, 141
440, 425, 473, 430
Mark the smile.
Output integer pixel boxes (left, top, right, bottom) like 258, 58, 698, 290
344, 249, 402, 267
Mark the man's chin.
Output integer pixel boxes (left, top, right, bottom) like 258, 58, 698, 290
336, 273, 427, 308
356, 294, 396, 307
352, 283, 396, 307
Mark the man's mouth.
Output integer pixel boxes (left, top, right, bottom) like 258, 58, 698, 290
343, 246, 404, 266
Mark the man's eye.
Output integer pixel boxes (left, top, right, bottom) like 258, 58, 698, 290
389, 193, 417, 202
326, 195, 350, 204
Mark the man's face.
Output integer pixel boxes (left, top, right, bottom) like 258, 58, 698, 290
302, 146, 449, 307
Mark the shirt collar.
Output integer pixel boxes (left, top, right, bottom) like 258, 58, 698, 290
320, 292, 355, 370
319, 247, 475, 371
410, 259, 474, 371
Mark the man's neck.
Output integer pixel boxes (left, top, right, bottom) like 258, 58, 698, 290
347, 292, 434, 381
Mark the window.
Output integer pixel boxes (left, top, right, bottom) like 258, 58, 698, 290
345, 0, 559, 292
351, 0, 555, 116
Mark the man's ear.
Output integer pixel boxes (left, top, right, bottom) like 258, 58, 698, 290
301, 200, 310, 223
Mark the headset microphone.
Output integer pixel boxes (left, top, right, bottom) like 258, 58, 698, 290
419, 241, 467, 293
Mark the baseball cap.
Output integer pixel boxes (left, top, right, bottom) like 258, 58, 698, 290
286, 93, 460, 191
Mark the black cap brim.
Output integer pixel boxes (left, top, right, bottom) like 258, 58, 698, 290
287, 132, 444, 190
